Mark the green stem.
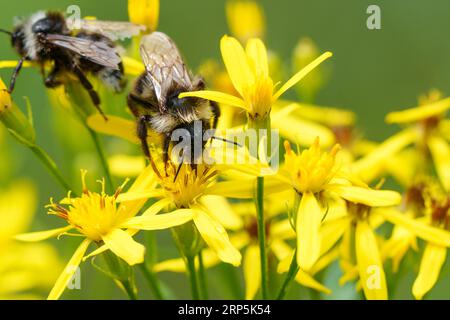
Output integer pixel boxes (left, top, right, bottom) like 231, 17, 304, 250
277, 250, 299, 300
29, 145, 73, 193
139, 264, 164, 300
186, 255, 200, 300
86, 127, 115, 192
198, 250, 209, 299
248, 116, 271, 300
122, 279, 138, 300
256, 176, 269, 299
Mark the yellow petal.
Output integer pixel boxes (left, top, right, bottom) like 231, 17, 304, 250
199, 195, 244, 230
243, 244, 261, 300
351, 128, 416, 182
328, 185, 401, 207
102, 229, 145, 265
295, 270, 331, 295
122, 56, 146, 76
375, 208, 450, 247
154, 248, 220, 273
273, 52, 333, 100
179, 90, 247, 110
412, 243, 447, 299
141, 198, 172, 217
320, 217, 350, 256
117, 164, 158, 221
382, 225, 416, 272
0, 60, 32, 69
296, 192, 322, 272
116, 189, 164, 202
270, 220, 296, 240
108, 154, 145, 177
15, 226, 73, 242
386, 97, 450, 124
87, 114, 138, 144
128, 0, 159, 30
246, 38, 268, 76
193, 208, 241, 266
205, 177, 289, 199
272, 113, 335, 147
220, 35, 254, 96
271, 239, 294, 262
355, 220, 387, 300
121, 209, 193, 230
428, 136, 450, 192
47, 239, 91, 300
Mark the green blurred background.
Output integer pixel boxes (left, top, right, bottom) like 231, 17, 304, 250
1, 0, 449, 299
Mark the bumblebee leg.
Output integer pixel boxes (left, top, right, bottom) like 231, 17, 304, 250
162, 134, 171, 173
137, 115, 152, 160
8, 57, 25, 93
210, 101, 221, 129
44, 65, 63, 88
71, 65, 107, 120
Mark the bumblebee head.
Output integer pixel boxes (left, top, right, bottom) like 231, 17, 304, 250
172, 120, 210, 164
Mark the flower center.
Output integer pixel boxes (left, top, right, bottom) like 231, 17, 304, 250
160, 163, 217, 208
284, 139, 340, 194
244, 76, 273, 119
48, 171, 127, 242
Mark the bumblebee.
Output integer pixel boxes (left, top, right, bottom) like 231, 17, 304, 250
127, 31, 220, 165
1, 11, 145, 117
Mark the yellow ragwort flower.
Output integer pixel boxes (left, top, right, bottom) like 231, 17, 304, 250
273, 138, 401, 274
180, 35, 332, 120
16, 167, 193, 300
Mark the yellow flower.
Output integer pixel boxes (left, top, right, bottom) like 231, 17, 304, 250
16, 167, 193, 299
273, 138, 401, 274
384, 90, 450, 191
152, 162, 243, 265
128, 0, 159, 31
0, 181, 62, 299
196, 61, 337, 147
180, 35, 332, 120
375, 180, 450, 299
154, 191, 331, 299
226, 0, 265, 43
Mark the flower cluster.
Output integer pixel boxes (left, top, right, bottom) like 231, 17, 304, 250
0, 0, 448, 301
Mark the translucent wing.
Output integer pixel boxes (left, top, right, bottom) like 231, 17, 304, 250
76, 20, 147, 41
139, 32, 192, 110
45, 34, 121, 70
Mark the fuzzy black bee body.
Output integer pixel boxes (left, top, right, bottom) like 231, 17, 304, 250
127, 32, 220, 165
3, 11, 144, 117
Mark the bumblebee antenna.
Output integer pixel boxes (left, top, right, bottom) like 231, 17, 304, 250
211, 136, 242, 147
0, 29, 12, 36
173, 162, 183, 182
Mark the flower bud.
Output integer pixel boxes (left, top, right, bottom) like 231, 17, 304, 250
292, 38, 327, 103
0, 78, 36, 146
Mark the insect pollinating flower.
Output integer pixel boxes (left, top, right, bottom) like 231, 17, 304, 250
2, 0, 450, 302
